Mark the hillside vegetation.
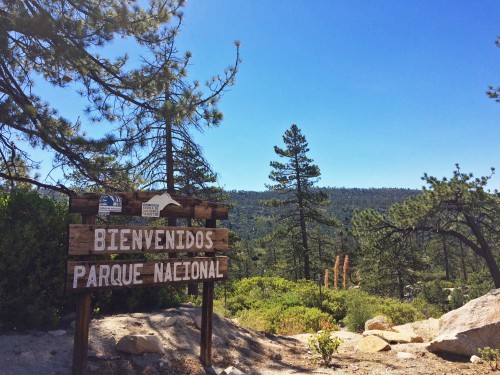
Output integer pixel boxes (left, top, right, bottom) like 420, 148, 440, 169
224, 188, 419, 240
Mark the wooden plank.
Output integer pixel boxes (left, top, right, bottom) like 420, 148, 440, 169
73, 292, 91, 375
66, 257, 228, 293
72, 215, 94, 375
69, 192, 228, 220
200, 219, 216, 367
68, 224, 228, 255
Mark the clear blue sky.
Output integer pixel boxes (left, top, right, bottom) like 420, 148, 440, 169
174, 0, 500, 191
37, 1, 500, 191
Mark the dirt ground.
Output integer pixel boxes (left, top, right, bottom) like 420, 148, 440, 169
0, 305, 496, 375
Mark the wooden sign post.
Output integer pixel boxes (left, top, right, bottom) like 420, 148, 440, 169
67, 192, 228, 374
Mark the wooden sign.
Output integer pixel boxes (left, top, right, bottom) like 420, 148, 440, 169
68, 224, 228, 255
68, 193, 227, 373
66, 257, 228, 292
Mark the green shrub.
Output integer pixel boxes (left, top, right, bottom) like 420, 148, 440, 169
478, 346, 499, 370
0, 190, 73, 330
449, 288, 466, 310
419, 280, 449, 312
343, 289, 377, 332
321, 289, 348, 321
410, 297, 444, 319
224, 277, 296, 315
308, 321, 343, 367
237, 304, 282, 333
294, 279, 323, 308
277, 306, 334, 335
378, 299, 424, 326
467, 271, 494, 300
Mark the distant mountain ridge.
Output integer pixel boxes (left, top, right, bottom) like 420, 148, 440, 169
223, 187, 420, 240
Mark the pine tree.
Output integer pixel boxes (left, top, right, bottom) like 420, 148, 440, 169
123, 14, 240, 194
352, 165, 500, 289
0, 1, 240, 194
264, 124, 337, 279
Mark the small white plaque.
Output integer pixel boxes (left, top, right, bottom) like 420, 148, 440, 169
98, 195, 122, 215
141, 193, 181, 217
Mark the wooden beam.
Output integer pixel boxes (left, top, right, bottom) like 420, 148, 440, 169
72, 215, 94, 375
200, 219, 217, 367
69, 193, 228, 220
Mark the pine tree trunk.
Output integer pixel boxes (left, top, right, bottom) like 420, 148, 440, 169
441, 235, 450, 281
459, 242, 468, 282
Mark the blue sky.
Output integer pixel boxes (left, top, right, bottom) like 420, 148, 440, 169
37, 1, 500, 191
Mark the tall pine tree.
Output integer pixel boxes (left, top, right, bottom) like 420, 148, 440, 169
264, 124, 336, 279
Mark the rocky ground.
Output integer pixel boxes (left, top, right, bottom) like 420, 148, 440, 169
0, 304, 496, 375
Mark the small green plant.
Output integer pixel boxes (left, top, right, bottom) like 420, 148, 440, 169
307, 321, 343, 367
478, 346, 499, 370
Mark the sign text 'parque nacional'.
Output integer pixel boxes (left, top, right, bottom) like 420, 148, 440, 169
67, 257, 228, 292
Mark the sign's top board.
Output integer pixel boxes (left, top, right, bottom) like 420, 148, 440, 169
70, 192, 228, 220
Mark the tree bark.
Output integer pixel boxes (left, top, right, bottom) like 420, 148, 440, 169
441, 235, 450, 281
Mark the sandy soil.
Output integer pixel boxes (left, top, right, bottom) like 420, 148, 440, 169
0, 305, 495, 375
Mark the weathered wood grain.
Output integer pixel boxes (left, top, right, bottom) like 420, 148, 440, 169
69, 192, 228, 219
66, 256, 228, 293
68, 224, 228, 255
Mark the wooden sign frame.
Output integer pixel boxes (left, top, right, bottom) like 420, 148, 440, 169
68, 193, 228, 374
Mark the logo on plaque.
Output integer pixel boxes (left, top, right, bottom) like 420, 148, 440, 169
141, 193, 181, 217
98, 195, 123, 215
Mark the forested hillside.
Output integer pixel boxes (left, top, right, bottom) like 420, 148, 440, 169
223, 187, 419, 241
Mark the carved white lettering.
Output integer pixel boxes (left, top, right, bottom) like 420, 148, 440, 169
120, 229, 130, 250
73, 265, 86, 288
133, 263, 143, 285
94, 229, 106, 251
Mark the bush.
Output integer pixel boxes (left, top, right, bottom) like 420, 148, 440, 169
449, 288, 466, 310
277, 306, 333, 335
343, 289, 377, 332
0, 190, 73, 330
378, 299, 424, 326
419, 280, 449, 312
308, 321, 343, 367
294, 279, 323, 308
467, 271, 494, 300
224, 277, 296, 315
478, 346, 499, 370
321, 289, 348, 321
410, 297, 444, 319
237, 304, 282, 333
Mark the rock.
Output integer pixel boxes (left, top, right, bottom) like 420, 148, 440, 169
116, 335, 164, 355
164, 316, 177, 327
365, 315, 391, 331
270, 352, 282, 361
470, 355, 483, 364
428, 289, 500, 356
221, 366, 245, 375
59, 312, 76, 329
397, 352, 416, 359
48, 330, 67, 337
355, 336, 391, 353
394, 318, 439, 343
363, 330, 414, 344
391, 323, 423, 343
194, 314, 202, 329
